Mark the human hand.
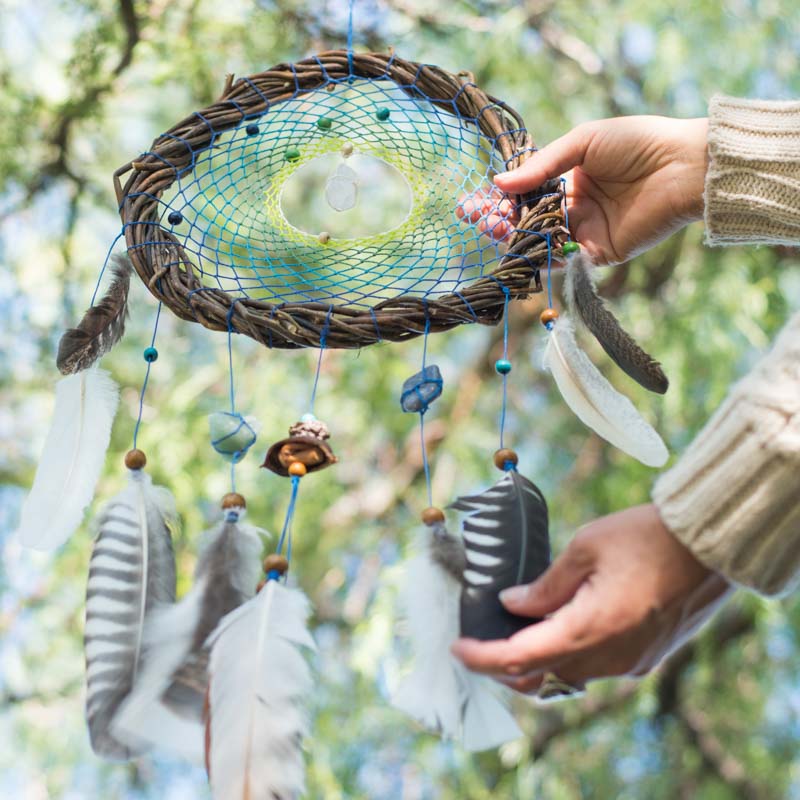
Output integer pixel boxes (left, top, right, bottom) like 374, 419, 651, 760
459, 116, 709, 265
451, 503, 731, 695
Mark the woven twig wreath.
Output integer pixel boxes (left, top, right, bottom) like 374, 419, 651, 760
114, 50, 568, 349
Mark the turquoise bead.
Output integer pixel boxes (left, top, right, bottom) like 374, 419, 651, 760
562, 241, 580, 254
143, 347, 158, 363
375, 107, 391, 121
495, 359, 512, 375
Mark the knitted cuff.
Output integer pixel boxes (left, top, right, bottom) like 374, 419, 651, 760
652, 312, 800, 597
704, 94, 800, 245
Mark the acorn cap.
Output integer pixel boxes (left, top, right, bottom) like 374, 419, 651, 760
262, 419, 338, 477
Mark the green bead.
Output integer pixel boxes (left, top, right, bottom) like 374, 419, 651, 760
317, 117, 332, 130
285, 146, 301, 161
375, 107, 391, 121
143, 347, 158, 363
562, 241, 580, 254
495, 359, 512, 375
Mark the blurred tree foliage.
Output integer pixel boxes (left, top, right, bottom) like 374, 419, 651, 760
1, 1, 800, 798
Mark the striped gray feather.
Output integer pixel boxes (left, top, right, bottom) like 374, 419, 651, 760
451, 470, 550, 641
84, 470, 176, 761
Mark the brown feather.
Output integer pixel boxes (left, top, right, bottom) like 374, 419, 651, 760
57, 254, 132, 375
565, 253, 669, 394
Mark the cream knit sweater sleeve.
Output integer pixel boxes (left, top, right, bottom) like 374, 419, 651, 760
652, 95, 800, 597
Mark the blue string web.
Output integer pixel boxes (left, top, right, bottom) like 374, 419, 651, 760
153, 76, 514, 308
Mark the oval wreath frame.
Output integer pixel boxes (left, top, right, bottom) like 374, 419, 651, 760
114, 50, 568, 350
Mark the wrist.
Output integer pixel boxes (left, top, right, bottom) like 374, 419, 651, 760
674, 117, 709, 222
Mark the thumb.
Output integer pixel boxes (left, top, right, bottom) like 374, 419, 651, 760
500, 540, 594, 617
494, 125, 591, 193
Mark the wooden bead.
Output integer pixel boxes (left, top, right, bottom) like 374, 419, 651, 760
124, 449, 147, 470
493, 448, 519, 470
318, 231, 331, 244
263, 554, 289, 575
540, 307, 559, 327
221, 492, 246, 509
341, 142, 354, 157
421, 506, 445, 526
288, 461, 307, 477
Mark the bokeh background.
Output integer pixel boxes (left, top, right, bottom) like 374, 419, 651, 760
2, 1, 800, 798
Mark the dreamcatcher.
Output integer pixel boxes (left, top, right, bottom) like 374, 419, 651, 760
16, 39, 669, 800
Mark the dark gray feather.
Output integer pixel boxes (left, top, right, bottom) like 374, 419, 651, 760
565, 252, 669, 394
84, 472, 176, 761
451, 471, 550, 641
57, 254, 132, 375
161, 518, 262, 720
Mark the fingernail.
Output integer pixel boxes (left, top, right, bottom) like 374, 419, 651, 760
499, 585, 527, 605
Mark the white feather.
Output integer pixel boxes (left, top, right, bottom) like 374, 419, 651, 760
391, 536, 522, 752
112, 512, 263, 763
17, 368, 119, 550
543, 316, 669, 467
207, 580, 316, 800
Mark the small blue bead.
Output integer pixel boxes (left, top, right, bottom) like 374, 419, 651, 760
301, 412, 317, 423
245, 123, 259, 136
167, 210, 183, 225
267, 569, 281, 582
143, 346, 158, 363
495, 359, 512, 375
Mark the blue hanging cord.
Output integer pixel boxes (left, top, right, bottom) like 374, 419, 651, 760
308, 307, 333, 416
132, 302, 163, 449
561, 176, 572, 238
418, 316, 433, 506
546, 232, 554, 310
224, 302, 242, 491
277, 474, 302, 569
90, 232, 125, 307
346, 0, 355, 78
498, 289, 510, 450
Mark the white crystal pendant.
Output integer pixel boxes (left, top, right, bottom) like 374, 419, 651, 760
325, 162, 359, 212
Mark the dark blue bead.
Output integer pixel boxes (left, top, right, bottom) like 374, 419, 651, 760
246, 123, 259, 136
167, 211, 183, 225
143, 346, 158, 363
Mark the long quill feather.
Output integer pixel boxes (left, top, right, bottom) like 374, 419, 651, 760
543, 315, 669, 467
564, 253, 668, 394
112, 506, 262, 762
452, 470, 550, 641
84, 468, 177, 760
17, 367, 119, 550
392, 522, 521, 751
206, 578, 316, 800
57, 255, 132, 374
